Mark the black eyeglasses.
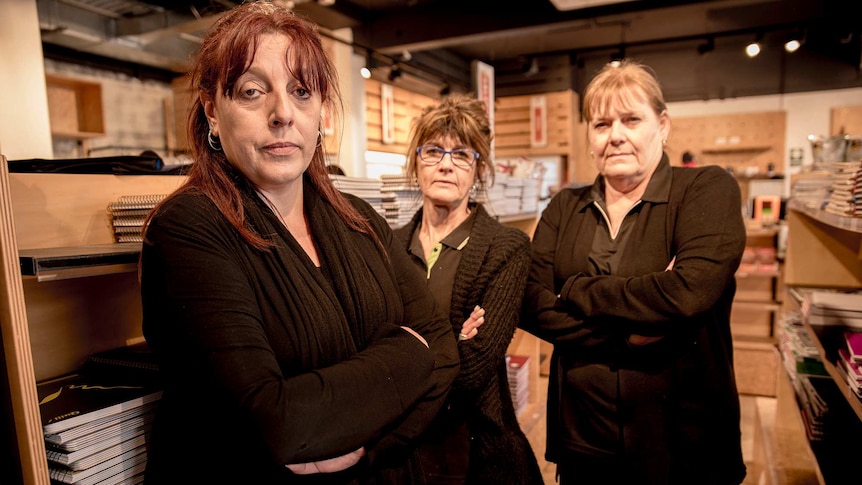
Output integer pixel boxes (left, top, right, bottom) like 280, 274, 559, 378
417, 145, 479, 169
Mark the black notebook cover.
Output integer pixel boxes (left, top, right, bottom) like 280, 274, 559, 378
38, 373, 162, 435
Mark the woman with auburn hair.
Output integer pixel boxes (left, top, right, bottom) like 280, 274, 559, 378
140, 3, 458, 483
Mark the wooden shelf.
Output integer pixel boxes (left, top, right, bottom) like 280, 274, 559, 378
788, 199, 862, 234
18, 243, 140, 282
702, 145, 772, 153
784, 202, 862, 288
495, 212, 538, 223
800, 318, 862, 421
45, 75, 105, 139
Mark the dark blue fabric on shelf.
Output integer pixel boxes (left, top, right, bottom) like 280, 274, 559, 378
7, 155, 188, 175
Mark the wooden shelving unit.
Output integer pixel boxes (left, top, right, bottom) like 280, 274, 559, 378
779, 201, 862, 484
45, 75, 105, 139
0, 164, 185, 485
731, 224, 783, 396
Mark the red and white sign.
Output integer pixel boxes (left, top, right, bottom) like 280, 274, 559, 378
321, 104, 334, 136
530, 95, 547, 147
381, 83, 395, 144
472, 60, 495, 152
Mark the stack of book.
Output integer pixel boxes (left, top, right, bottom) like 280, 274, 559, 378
107, 195, 167, 244
379, 174, 421, 229
837, 330, 862, 400
520, 178, 541, 214
824, 160, 862, 217
789, 172, 832, 211
776, 312, 828, 441
476, 173, 507, 218
506, 354, 530, 416
38, 344, 162, 484
802, 291, 862, 329
777, 313, 827, 377
329, 174, 387, 220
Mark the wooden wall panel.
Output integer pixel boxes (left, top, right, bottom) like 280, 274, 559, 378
364, 79, 437, 155
831, 105, 862, 136
494, 90, 579, 169
670, 111, 785, 175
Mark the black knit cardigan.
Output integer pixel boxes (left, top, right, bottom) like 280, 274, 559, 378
396, 203, 544, 485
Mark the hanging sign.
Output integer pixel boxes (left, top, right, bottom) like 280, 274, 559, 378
381, 83, 395, 144
530, 95, 547, 147
472, 61, 495, 153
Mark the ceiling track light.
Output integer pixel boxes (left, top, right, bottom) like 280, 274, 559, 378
388, 65, 403, 82
610, 44, 626, 63
697, 37, 714, 55
360, 49, 377, 79
785, 29, 804, 53
745, 34, 762, 58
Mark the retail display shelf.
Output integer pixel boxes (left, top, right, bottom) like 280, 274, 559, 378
701, 145, 772, 153
495, 212, 538, 223
19, 242, 141, 282
788, 199, 862, 234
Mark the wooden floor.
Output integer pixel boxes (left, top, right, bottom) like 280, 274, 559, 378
522, 376, 767, 485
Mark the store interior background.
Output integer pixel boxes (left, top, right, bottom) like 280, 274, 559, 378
2, 1, 862, 484
4, 0, 862, 183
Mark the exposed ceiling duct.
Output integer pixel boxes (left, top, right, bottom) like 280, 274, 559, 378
37, 0, 224, 73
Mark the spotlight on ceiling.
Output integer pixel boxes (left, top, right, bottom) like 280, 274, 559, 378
360, 50, 376, 79
388, 66, 403, 82
785, 30, 804, 53
439, 84, 451, 96
697, 37, 715, 55
745, 36, 762, 58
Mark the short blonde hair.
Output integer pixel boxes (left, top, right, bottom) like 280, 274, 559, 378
582, 59, 667, 123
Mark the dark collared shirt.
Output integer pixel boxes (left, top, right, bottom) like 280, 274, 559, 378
406, 210, 477, 317
585, 162, 673, 276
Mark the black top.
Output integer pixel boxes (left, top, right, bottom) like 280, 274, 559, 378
141, 180, 459, 484
405, 209, 476, 317
396, 204, 544, 485
522, 155, 748, 484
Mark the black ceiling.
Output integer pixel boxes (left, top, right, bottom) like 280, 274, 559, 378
38, 0, 862, 101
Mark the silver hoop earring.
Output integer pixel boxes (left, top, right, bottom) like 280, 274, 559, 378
316, 130, 323, 148
208, 128, 222, 151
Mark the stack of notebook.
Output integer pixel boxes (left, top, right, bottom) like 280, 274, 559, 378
803, 291, 862, 329
837, 330, 862, 400
38, 344, 161, 484
107, 194, 167, 244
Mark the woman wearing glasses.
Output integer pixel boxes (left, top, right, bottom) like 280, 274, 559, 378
394, 95, 544, 485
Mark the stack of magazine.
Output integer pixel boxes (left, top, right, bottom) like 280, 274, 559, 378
506, 354, 530, 416
37, 343, 161, 484
379, 174, 421, 229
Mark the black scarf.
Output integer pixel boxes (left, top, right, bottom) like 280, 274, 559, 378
240, 180, 399, 372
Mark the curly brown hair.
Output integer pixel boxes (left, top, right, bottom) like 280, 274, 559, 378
405, 94, 496, 192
